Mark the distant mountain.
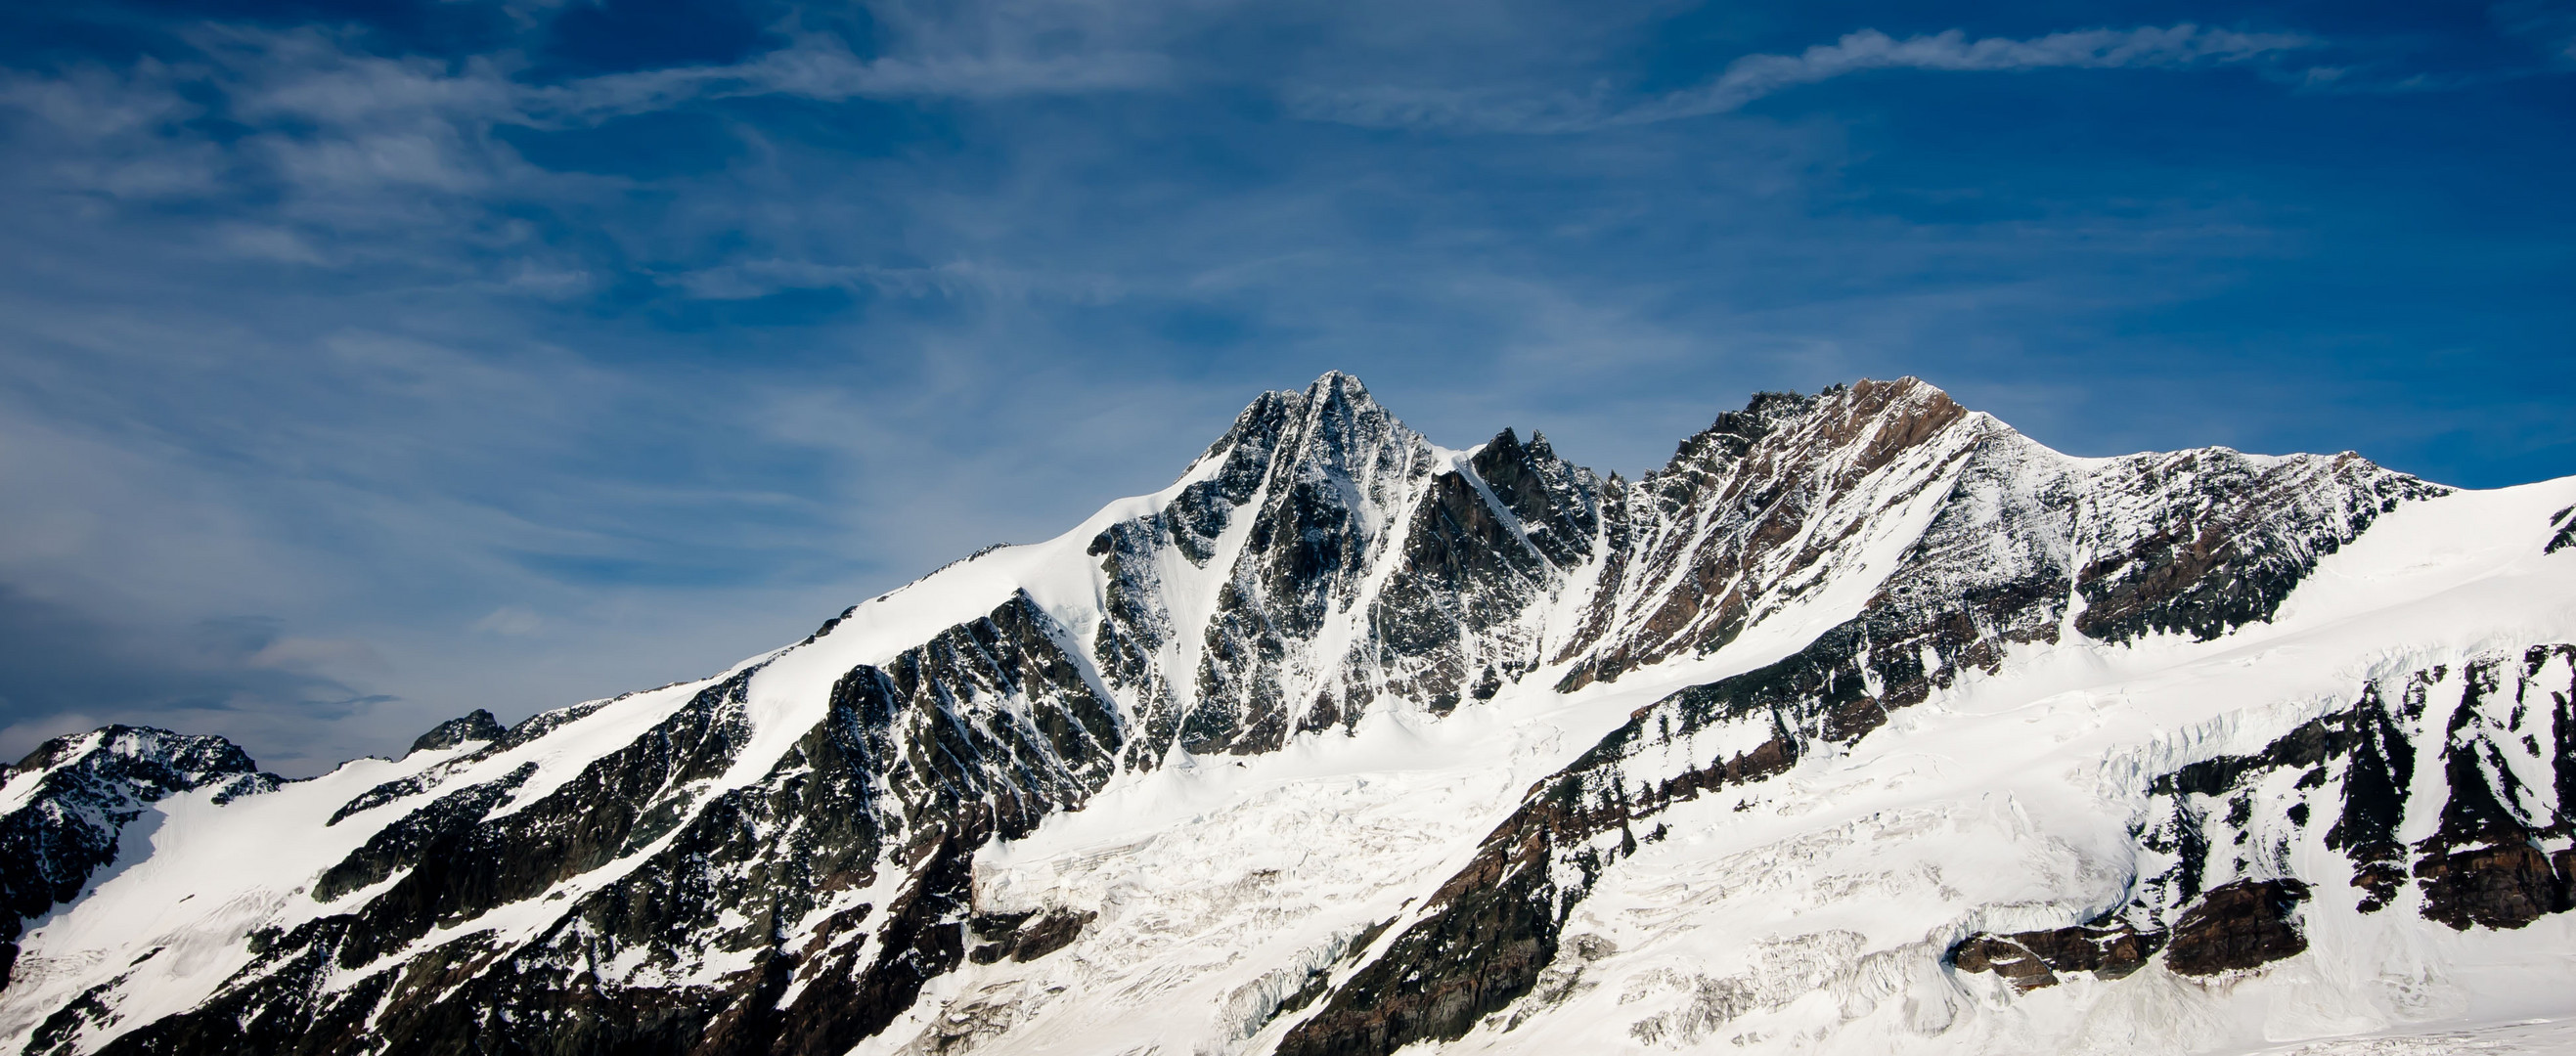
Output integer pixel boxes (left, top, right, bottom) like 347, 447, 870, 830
4, 374, 2572, 1056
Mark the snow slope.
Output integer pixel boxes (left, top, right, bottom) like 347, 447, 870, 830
1429, 477, 2576, 1056
849, 476, 2576, 1056
1, 374, 2570, 1056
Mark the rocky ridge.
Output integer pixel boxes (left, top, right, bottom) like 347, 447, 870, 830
0, 373, 2567, 1056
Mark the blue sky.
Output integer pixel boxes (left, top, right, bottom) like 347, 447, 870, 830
0, 0, 2569, 772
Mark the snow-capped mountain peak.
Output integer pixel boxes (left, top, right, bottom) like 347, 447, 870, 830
5, 374, 2571, 1056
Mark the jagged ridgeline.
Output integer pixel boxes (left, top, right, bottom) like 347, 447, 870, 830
2, 373, 2571, 1056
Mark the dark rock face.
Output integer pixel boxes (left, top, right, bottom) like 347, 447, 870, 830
1953, 880, 2309, 987
1953, 923, 2165, 990
2389, 649, 2575, 931
1950, 935, 2061, 990
405, 709, 506, 755
1087, 374, 1442, 762
1553, 380, 1976, 691
2322, 684, 2418, 913
36, 593, 1123, 1056
1184, 375, 1434, 753
2547, 505, 2576, 555
2116, 646, 2576, 946
2412, 844, 2569, 931
1551, 381, 2435, 693
2403, 646, 2576, 931
2164, 879, 2312, 976
1366, 429, 1596, 719
1472, 429, 1599, 569
1085, 373, 1603, 763
0, 727, 276, 990
965, 909, 1094, 965
2069, 452, 2433, 643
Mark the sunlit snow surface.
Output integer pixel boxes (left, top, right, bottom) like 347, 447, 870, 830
2230, 1017, 2576, 1054
858, 479, 2576, 1056
4, 453, 2574, 1054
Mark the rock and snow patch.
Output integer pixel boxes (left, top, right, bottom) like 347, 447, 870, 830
2, 375, 2572, 1056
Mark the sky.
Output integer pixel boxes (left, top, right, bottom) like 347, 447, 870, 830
0, 0, 2569, 773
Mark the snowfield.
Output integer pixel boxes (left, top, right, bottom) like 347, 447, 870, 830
858, 477, 2576, 1056
4, 374, 2573, 1056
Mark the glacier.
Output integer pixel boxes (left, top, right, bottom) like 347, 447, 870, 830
1, 374, 2573, 1056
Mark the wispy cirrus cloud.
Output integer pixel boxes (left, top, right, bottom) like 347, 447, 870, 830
531, 35, 1173, 122
0, 12, 1177, 216
1293, 23, 2314, 132
2491, 0, 2576, 65
0, 0, 2563, 778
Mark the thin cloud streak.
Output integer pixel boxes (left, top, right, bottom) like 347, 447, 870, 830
1293, 23, 2314, 132
533, 37, 1174, 121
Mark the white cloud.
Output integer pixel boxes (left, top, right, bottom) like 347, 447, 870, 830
1626, 24, 2310, 124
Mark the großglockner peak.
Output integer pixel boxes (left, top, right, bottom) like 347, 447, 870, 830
5, 374, 2576, 1056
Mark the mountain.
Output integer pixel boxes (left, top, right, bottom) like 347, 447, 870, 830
3, 373, 2572, 1056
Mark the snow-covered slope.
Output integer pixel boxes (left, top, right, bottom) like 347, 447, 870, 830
2, 374, 2570, 1056
0, 729, 278, 995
